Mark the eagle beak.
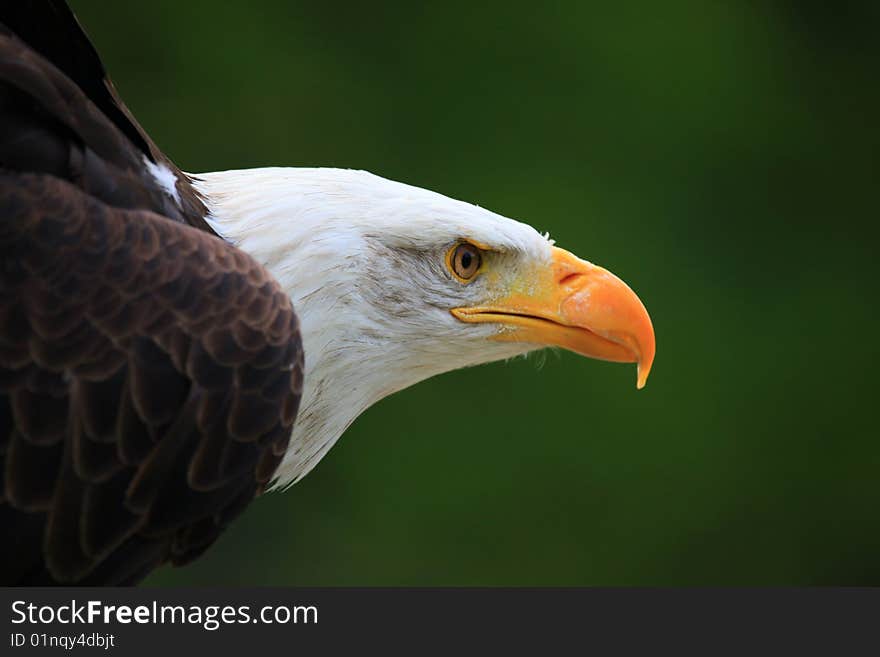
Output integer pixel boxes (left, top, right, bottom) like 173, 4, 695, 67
451, 246, 656, 388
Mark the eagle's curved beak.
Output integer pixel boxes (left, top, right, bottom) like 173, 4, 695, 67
451, 246, 656, 388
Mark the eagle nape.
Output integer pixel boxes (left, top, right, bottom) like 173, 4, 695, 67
0, 0, 655, 585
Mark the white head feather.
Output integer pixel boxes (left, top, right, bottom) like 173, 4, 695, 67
193, 168, 555, 487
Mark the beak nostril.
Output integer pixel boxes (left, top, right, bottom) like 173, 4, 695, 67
558, 272, 583, 287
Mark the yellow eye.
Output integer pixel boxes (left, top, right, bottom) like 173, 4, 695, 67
448, 242, 483, 282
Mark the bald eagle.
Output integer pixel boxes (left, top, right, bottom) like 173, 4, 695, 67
0, 2, 655, 585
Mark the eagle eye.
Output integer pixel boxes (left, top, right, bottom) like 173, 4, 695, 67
448, 243, 483, 282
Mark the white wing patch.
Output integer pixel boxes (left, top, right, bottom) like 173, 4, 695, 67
143, 156, 182, 207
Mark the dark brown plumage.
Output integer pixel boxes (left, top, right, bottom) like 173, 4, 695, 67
0, 1, 304, 584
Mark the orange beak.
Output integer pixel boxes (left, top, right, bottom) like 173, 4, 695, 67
451, 246, 655, 388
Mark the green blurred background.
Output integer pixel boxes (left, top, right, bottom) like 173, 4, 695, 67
70, 1, 879, 585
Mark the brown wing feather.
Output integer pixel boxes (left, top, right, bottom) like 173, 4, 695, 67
0, 3, 305, 585
0, 174, 303, 584
0, 1, 209, 230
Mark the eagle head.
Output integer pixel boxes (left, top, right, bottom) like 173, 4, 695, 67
194, 167, 655, 485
